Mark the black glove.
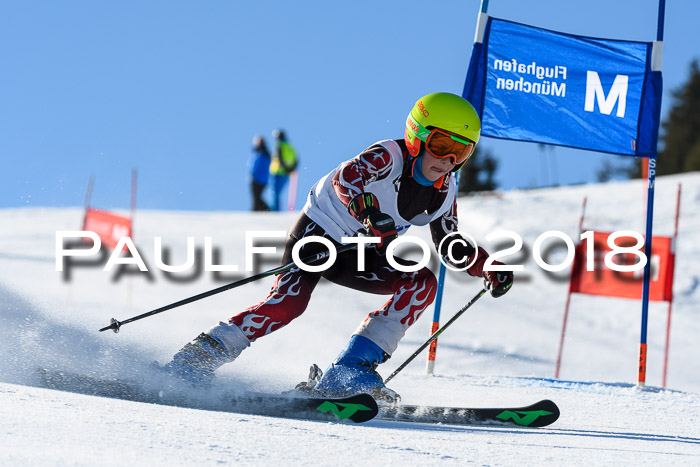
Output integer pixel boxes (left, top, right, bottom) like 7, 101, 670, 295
483, 268, 514, 298
461, 245, 513, 298
348, 193, 398, 255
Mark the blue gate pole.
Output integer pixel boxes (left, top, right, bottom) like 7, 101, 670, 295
638, 0, 665, 387
426, 0, 490, 375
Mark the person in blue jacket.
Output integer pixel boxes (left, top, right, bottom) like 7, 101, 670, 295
249, 135, 271, 211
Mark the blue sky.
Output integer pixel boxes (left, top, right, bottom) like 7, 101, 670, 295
2, 0, 698, 212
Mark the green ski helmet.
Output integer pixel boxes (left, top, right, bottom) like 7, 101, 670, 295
404, 92, 481, 171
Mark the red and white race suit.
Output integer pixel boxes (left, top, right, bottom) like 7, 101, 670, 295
227, 139, 481, 356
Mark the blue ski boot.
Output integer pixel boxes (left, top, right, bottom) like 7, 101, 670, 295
315, 335, 400, 402
163, 321, 250, 387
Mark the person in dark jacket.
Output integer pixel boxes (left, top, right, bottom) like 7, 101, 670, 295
249, 135, 271, 212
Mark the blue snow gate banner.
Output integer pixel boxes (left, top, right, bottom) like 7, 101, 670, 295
463, 17, 663, 157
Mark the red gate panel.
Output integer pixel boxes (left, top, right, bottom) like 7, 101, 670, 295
570, 231, 672, 302
82, 208, 132, 251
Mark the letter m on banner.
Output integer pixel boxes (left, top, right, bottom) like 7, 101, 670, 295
463, 17, 663, 157
585, 71, 629, 118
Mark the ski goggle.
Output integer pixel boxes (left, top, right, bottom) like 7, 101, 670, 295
407, 115, 476, 165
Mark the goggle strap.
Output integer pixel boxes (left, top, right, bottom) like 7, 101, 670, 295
407, 114, 432, 142
449, 134, 473, 146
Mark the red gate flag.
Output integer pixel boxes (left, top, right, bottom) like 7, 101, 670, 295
82, 208, 132, 251
570, 231, 673, 302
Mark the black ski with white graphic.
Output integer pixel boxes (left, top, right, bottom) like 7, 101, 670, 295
378, 399, 560, 427
35, 369, 378, 424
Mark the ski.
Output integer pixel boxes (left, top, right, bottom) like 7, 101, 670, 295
377, 399, 560, 428
295, 365, 558, 428
35, 369, 378, 424
227, 392, 377, 423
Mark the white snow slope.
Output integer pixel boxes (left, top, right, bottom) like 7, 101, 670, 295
1, 173, 699, 465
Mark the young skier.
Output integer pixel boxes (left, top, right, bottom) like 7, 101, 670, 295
165, 92, 514, 399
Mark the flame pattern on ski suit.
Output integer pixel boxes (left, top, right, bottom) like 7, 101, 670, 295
233, 269, 305, 339
354, 268, 436, 354
228, 214, 437, 348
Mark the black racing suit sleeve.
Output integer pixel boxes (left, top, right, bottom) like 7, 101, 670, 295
429, 199, 482, 277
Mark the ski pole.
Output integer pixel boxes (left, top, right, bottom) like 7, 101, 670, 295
99, 242, 358, 333
384, 287, 488, 383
